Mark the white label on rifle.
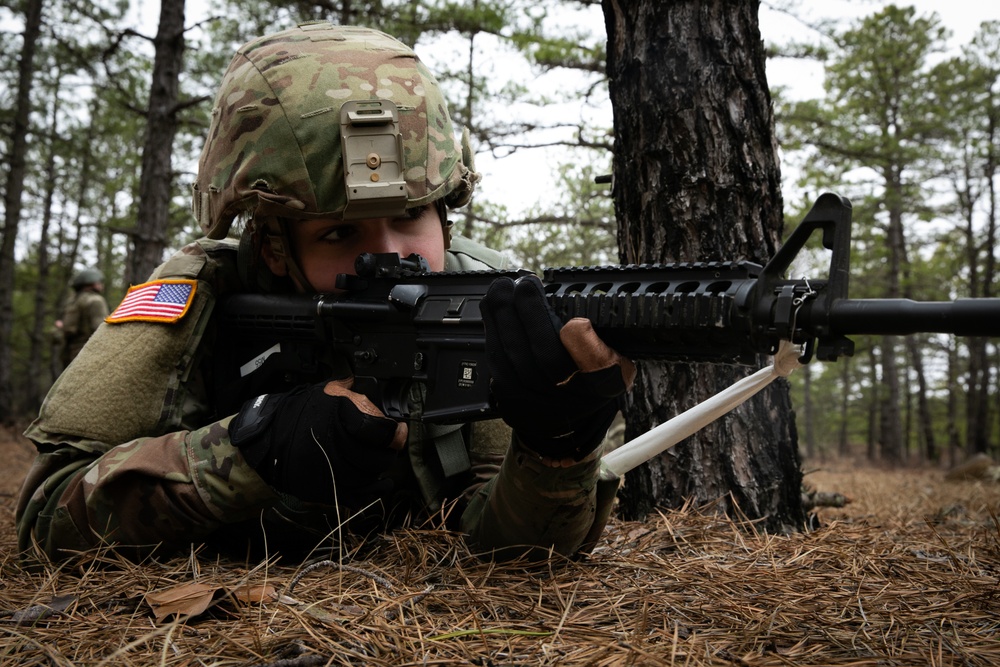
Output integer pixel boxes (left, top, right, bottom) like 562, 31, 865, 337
458, 360, 477, 388
240, 343, 281, 378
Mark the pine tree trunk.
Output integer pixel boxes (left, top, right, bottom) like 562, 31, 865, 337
946, 340, 960, 468
803, 364, 815, 459
904, 336, 936, 462
128, 0, 186, 285
26, 91, 62, 414
0, 0, 44, 422
837, 356, 851, 457
601, 0, 805, 531
966, 340, 990, 455
866, 347, 879, 461
960, 139, 994, 455
878, 196, 907, 462
879, 337, 904, 462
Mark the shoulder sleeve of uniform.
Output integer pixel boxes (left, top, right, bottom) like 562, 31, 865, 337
445, 235, 512, 271
148, 238, 240, 281
35, 239, 239, 445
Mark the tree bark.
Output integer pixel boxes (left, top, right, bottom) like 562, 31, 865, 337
974, 99, 999, 455
802, 363, 815, 459
946, 340, 960, 468
877, 195, 907, 461
866, 347, 878, 461
960, 175, 991, 456
0, 0, 44, 423
601, 0, 805, 531
837, 355, 851, 457
904, 336, 936, 462
128, 0, 186, 285
26, 85, 63, 413
966, 340, 990, 455
879, 337, 903, 462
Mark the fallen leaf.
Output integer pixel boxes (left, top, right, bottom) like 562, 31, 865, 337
626, 527, 652, 541
144, 582, 222, 623
230, 584, 277, 604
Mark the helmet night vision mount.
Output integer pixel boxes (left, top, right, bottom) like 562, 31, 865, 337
341, 99, 407, 221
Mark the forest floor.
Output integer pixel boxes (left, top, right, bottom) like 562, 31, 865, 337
1, 424, 998, 666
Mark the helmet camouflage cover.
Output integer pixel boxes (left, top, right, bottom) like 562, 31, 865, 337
193, 22, 479, 239
72, 268, 104, 288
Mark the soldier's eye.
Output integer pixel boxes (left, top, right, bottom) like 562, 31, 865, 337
403, 205, 430, 220
323, 225, 357, 242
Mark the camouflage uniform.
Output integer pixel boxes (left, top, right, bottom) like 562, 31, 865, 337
16, 23, 612, 562
59, 289, 109, 367
16, 235, 607, 560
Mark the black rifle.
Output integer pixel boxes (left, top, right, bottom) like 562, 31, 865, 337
216, 193, 1000, 423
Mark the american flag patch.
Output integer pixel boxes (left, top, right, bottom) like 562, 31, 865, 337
106, 279, 197, 324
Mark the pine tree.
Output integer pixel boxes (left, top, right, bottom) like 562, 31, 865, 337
602, 0, 806, 530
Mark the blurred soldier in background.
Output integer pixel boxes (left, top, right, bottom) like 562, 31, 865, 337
54, 268, 109, 369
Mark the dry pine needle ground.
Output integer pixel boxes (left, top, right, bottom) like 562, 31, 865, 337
1, 427, 998, 667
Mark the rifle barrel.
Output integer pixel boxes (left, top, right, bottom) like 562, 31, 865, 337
826, 298, 1000, 337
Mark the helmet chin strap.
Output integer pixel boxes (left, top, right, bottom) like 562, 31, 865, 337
262, 218, 317, 293
437, 199, 453, 250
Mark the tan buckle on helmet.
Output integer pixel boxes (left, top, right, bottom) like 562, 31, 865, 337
341, 99, 407, 220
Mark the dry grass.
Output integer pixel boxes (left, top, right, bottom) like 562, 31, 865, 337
2, 427, 999, 666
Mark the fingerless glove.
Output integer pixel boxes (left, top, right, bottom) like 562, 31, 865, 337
230, 382, 400, 508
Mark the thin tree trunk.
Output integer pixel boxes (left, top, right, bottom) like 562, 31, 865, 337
837, 354, 851, 457
0, 0, 44, 422
867, 346, 879, 461
958, 120, 993, 456
960, 196, 990, 455
904, 336, 936, 462
57, 98, 101, 315
127, 0, 186, 285
946, 340, 960, 469
26, 84, 63, 412
966, 340, 990, 455
879, 337, 903, 462
802, 363, 815, 459
982, 105, 998, 454
878, 192, 908, 462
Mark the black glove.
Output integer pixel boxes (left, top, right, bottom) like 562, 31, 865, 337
229, 379, 407, 508
480, 275, 635, 461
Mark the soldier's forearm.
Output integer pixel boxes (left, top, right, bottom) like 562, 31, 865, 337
17, 419, 277, 559
461, 438, 601, 560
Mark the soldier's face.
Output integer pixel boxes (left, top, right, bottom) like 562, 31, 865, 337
264, 205, 446, 292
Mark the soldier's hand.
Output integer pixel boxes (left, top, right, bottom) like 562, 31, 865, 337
481, 275, 635, 463
229, 379, 407, 507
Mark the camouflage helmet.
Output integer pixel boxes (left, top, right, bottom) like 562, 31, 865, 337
193, 22, 480, 239
71, 268, 104, 288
